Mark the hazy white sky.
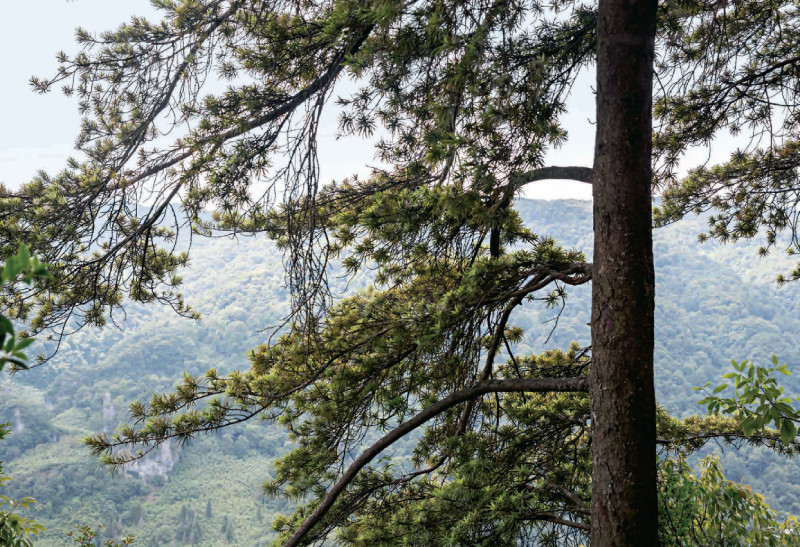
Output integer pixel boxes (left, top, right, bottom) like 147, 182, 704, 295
0, 1, 596, 200
0, 1, 155, 184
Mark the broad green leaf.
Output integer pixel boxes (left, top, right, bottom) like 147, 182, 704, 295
12, 338, 34, 352
781, 420, 797, 445
741, 416, 757, 437
0, 317, 13, 336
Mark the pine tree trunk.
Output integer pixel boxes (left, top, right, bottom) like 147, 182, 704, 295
590, 0, 659, 544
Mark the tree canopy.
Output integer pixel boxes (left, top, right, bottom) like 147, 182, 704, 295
3, 0, 800, 545
653, 0, 800, 282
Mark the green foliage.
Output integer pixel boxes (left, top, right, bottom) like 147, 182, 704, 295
0, 245, 50, 286
175, 504, 203, 544
698, 356, 800, 444
659, 455, 800, 546
0, 232, 295, 546
2, 0, 800, 542
1, 423, 45, 547
0, 0, 595, 343
4, 201, 800, 544
67, 525, 134, 546
0, 245, 51, 373
0, 246, 49, 546
652, 0, 800, 282
81, 187, 601, 546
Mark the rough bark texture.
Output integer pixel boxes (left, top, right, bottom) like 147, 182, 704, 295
590, 0, 658, 545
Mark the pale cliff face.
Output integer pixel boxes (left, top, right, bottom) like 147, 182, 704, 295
101, 391, 116, 433
122, 441, 180, 483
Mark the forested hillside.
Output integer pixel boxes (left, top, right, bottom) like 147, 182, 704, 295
2, 199, 799, 546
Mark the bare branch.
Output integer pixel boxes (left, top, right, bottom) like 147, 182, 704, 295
513, 166, 594, 187
526, 512, 591, 532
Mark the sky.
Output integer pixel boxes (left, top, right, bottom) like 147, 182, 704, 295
0, 1, 597, 201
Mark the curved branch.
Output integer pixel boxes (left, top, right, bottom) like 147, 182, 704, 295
657, 432, 792, 446
513, 166, 594, 186
545, 482, 591, 516
284, 377, 588, 547
456, 271, 550, 434
526, 512, 591, 532
112, 22, 377, 191
75, 23, 378, 269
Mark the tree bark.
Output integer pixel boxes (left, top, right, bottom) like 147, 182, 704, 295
514, 166, 594, 185
590, 0, 658, 545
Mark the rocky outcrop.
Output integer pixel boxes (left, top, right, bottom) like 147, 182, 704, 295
122, 441, 180, 484
101, 391, 116, 433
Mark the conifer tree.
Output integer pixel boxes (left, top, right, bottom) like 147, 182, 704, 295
652, 0, 800, 283
2, 0, 800, 545
590, 0, 658, 542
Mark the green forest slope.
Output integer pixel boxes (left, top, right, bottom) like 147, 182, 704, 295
2, 199, 799, 546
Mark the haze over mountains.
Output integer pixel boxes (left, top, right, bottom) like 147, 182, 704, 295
2, 199, 799, 546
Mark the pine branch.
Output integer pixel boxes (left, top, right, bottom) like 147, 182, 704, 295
284, 377, 588, 547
